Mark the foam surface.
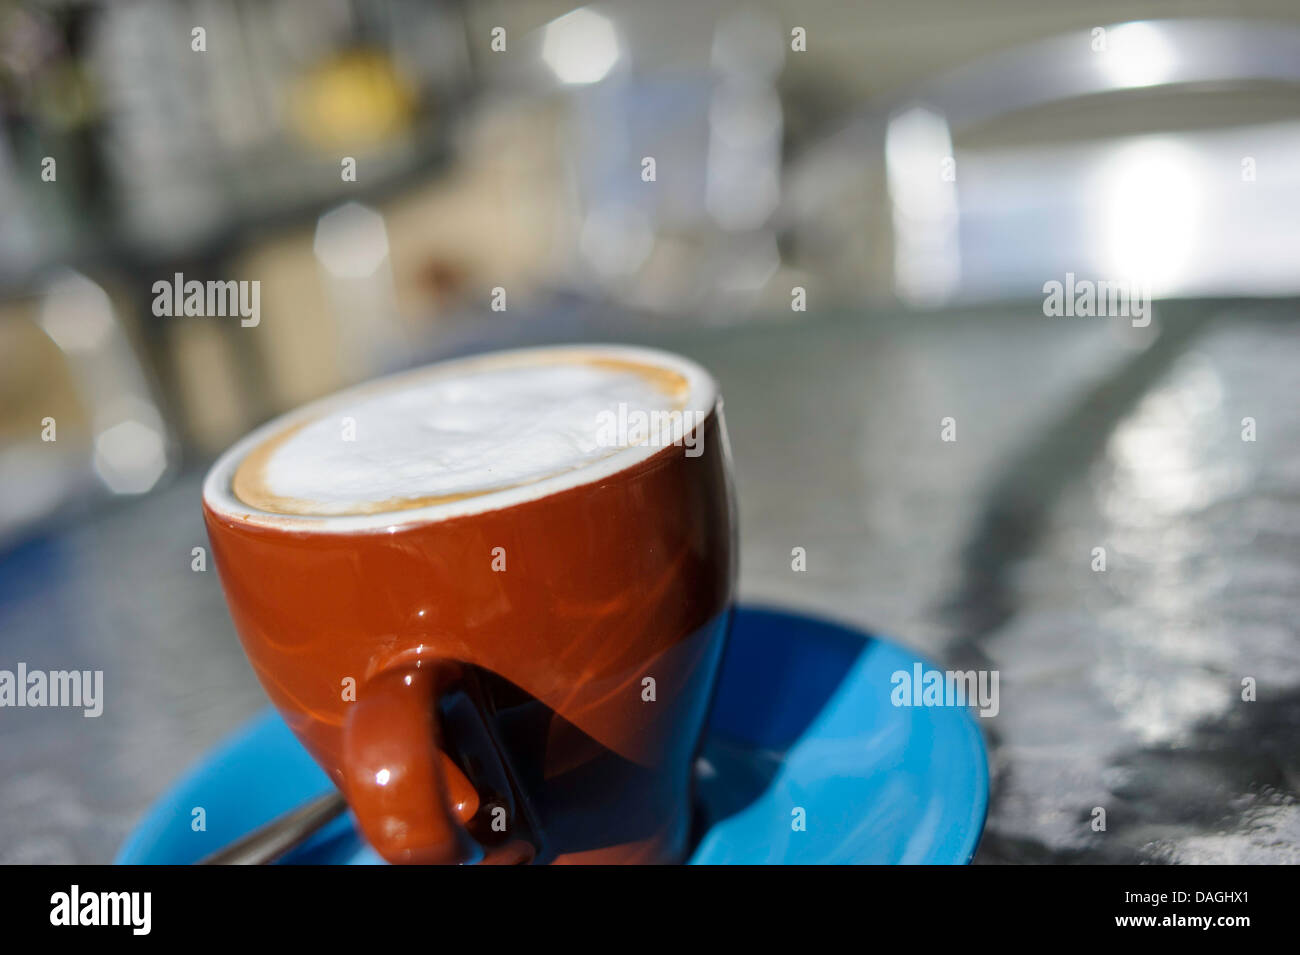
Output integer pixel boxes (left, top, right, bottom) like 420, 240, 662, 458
232, 358, 689, 515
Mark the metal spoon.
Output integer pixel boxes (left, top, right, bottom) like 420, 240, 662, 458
198, 790, 348, 865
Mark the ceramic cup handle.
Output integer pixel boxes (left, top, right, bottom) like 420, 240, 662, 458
340, 659, 534, 864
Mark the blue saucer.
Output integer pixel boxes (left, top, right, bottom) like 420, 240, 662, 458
117, 606, 988, 865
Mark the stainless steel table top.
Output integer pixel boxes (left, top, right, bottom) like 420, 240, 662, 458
2, 302, 1296, 863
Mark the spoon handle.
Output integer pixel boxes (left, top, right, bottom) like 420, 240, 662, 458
198, 790, 348, 865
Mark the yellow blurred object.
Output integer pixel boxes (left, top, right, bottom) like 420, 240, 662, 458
288, 50, 417, 152
0, 302, 90, 445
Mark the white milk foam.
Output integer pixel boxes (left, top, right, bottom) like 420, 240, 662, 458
243, 359, 685, 515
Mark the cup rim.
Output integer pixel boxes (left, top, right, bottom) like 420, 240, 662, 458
201, 343, 719, 534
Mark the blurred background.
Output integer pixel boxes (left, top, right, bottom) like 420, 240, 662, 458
1, 0, 1297, 862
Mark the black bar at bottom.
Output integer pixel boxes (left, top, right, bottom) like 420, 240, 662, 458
5, 864, 1276, 940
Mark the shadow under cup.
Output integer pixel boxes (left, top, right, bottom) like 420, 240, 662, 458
201, 365, 735, 865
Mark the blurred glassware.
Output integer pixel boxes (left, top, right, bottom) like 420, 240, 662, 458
0, 0, 470, 281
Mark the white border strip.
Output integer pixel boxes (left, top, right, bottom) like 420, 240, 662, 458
202, 343, 718, 534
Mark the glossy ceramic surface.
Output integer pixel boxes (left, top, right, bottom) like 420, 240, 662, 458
202, 349, 734, 864
117, 606, 989, 864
